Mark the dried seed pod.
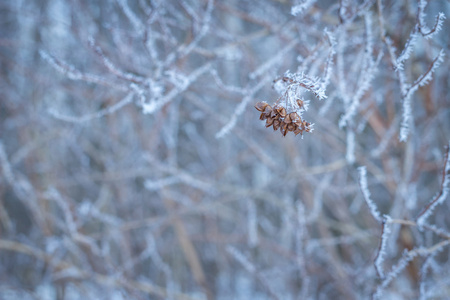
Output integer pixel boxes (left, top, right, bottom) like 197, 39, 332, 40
287, 123, 296, 131
304, 122, 312, 132
273, 119, 281, 131
276, 106, 287, 117
290, 112, 299, 123
255, 98, 311, 138
295, 115, 303, 127
284, 114, 292, 124
270, 110, 278, 118
300, 121, 311, 132
255, 102, 269, 112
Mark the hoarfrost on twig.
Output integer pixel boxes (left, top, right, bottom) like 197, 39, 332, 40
358, 166, 382, 222
416, 142, 450, 227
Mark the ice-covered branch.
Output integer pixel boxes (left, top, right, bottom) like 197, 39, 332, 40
211, 69, 245, 94
400, 50, 445, 141
321, 28, 336, 92
291, 0, 315, 16
40, 50, 127, 90
142, 63, 211, 114
165, 0, 214, 66
116, 0, 145, 32
247, 198, 259, 247
339, 12, 382, 128
358, 166, 382, 222
374, 248, 418, 299
418, 0, 446, 39
396, 27, 419, 69
88, 37, 145, 83
44, 188, 78, 234
49, 92, 134, 123
375, 239, 450, 299
0, 141, 14, 185
398, 93, 413, 142
420, 12, 446, 39
408, 49, 445, 93
374, 215, 392, 279
382, 10, 445, 143
345, 129, 355, 164
282, 71, 327, 100
249, 39, 298, 80
338, 52, 381, 128
226, 245, 280, 300
376, 0, 386, 38
226, 245, 255, 273
216, 76, 271, 139
416, 142, 450, 227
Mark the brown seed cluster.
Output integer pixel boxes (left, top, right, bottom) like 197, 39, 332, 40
255, 101, 311, 136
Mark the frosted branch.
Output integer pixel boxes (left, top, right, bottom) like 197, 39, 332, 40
247, 198, 259, 247
374, 215, 392, 279
291, 0, 315, 16
396, 28, 419, 69
226, 246, 256, 274
338, 52, 381, 127
400, 50, 445, 141
142, 63, 211, 114
398, 92, 413, 142
40, 50, 127, 90
345, 129, 355, 164
211, 69, 245, 94
418, 0, 446, 39
88, 37, 145, 83
375, 239, 450, 299
116, 0, 144, 32
409, 49, 445, 92
44, 188, 77, 234
374, 248, 419, 299
144, 176, 181, 191
376, 0, 386, 38
358, 166, 382, 222
216, 76, 271, 139
249, 39, 298, 80
282, 71, 327, 100
371, 117, 399, 157
420, 12, 446, 39
338, 13, 382, 128
0, 141, 14, 185
49, 92, 134, 123
321, 28, 336, 92
416, 142, 450, 227
167, 0, 214, 65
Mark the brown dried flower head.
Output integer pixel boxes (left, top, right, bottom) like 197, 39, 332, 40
254, 72, 321, 137
254, 100, 312, 137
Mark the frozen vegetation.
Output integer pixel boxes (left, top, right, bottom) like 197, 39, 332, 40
0, 0, 449, 299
